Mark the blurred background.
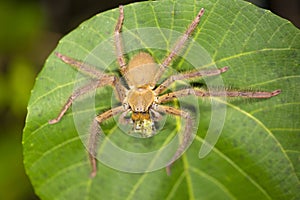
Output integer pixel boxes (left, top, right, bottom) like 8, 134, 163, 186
0, 0, 299, 199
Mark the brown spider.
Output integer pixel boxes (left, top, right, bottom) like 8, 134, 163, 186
49, 5, 281, 177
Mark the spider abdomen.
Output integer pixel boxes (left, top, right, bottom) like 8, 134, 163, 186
125, 52, 158, 88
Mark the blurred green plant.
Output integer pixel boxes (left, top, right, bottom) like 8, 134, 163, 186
0, 57, 36, 116
0, 1, 43, 53
0, 1, 44, 200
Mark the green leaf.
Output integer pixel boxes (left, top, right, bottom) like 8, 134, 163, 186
23, 0, 300, 199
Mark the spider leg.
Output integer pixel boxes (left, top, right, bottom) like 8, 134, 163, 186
115, 5, 127, 75
54, 52, 128, 100
154, 105, 193, 176
155, 88, 280, 175
54, 52, 107, 79
155, 8, 205, 83
49, 80, 99, 124
118, 109, 131, 124
150, 109, 163, 121
155, 66, 228, 94
158, 88, 281, 104
49, 74, 127, 124
89, 106, 125, 177
53, 52, 127, 115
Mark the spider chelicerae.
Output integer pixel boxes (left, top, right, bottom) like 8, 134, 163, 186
49, 5, 281, 177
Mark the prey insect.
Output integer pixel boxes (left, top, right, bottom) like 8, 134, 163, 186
49, 5, 281, 177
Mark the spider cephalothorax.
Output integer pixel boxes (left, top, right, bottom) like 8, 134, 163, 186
49, 5, 281, 177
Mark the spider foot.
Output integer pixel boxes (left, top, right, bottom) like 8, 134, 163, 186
89, 153, 97, 178
271, 89, 281, 96
166, 164, 172, 176
220, 66, 229, 73
90, 170, 97, 178
48, 118, 60, 124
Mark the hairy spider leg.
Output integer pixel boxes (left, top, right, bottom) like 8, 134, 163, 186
55, 52, 108, 78
115, 5, 127, 75
155, 66, 229, 95
154, 8, 205, 83
157, 88, 282, 104
155, 88, 280, 175
153, 105, 193, 175
48, 53, 127, 124
49, 80, 100, 124
89, 106, 126, 177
